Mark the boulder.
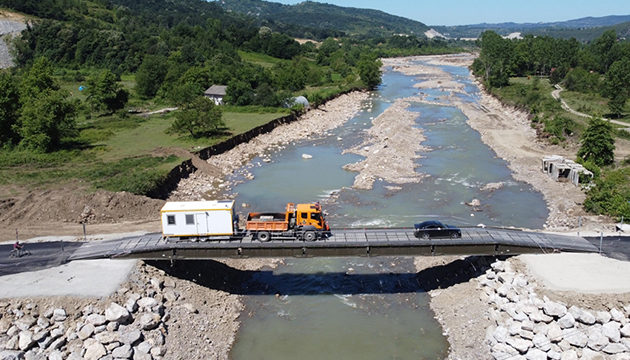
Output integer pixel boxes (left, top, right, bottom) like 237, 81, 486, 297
532, 333, 551, 351
507, 337, 532, 353
602, 322, 622, 343
560, 349, 578, 360
83, 342, 106, 360
95, 331, 119, 344
563, 328, 588, 347
543, 302, 567, 318
78, 324, 95, 340
621, 323, 630, 338
558, 313, 576, 329
597, 311, 612, 324
493, 326, 508, 343
13, 317, 36, 332
105, 303, 130, 323
588, 328, 610, 351
547, 323, 563, 343
524, 348, 546, 360
120, 330, 142, 346
136, 298, 156, 310
50, 310, 66, 322
112, 344, 133, 359
602, 342, 628, 354
17, 331, 34, 351
85, 314, 107, 326
610, 309, 626, 323
0, 350, 24, 360
139, 313, 160, 331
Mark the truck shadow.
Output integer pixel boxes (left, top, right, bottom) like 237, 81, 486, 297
146, 255, 508, 295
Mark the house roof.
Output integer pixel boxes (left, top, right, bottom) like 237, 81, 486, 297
204, 85, 227, 96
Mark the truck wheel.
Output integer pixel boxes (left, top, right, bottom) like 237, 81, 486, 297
257, 231, 271, 242
303, 231, 316, 242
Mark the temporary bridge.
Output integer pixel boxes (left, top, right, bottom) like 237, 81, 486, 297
68, 227, 597, 261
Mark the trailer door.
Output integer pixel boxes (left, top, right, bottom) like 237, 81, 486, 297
196, 213, 209, 235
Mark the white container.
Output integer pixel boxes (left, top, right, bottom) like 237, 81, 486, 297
161, 200, 235, 237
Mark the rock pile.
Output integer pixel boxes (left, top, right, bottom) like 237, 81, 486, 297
0, 269, 174, 359
480, 260, 630, 359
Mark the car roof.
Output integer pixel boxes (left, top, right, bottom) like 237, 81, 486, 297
415, 220, 444, 227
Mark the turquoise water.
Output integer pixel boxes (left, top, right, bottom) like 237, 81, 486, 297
228, 60, 547, 360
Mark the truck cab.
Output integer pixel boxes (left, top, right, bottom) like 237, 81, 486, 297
294, 203, 328, 231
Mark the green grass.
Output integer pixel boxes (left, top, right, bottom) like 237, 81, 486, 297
238, 51, 288, 68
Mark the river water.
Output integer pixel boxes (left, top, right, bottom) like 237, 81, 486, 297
228, 59, 548, 359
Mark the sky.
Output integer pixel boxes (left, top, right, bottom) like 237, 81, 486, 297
270, 0, 630, 26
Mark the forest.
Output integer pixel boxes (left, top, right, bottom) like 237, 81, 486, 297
472, 29, 630, 220
0, 0, 464, 197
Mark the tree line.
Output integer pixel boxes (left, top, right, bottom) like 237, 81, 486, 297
472, 30, 630, 116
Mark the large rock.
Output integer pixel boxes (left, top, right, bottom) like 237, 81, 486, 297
532, 333, 551, 351
13, 317, 36, 332
0, 350, 24, 360
493, 326, 509, 343
112, 344, 133, 359
95, 331, 119, 344
105, 303, 130, 323
547, 323, 563, 343
50, 309, 66, 322
558, 313, 576, 329
85, 314, 107, 326
136, 298, 157, 310
597, 311, 612, 324
524, 348, 546, 360
603, 322, 622, 343
84, 342, 106, 360
139, 313, 160, 331
602, 342, 629, 354
610, 309, 626, 323
621, 324, 630, 338
588, 328, 610, 351
543, 302, 567, 318
507, 338, 532, 353
569, 306, 596, 325
78, 324, 95, 341
563, 328, 588, 347
120, 330, 142, 346
17, 332, 34, 351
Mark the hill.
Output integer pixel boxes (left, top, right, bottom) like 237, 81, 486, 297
434, 14, 630, 41
217, 0, 429, 39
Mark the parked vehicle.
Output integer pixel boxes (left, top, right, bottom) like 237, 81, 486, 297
413, 220, 461, 239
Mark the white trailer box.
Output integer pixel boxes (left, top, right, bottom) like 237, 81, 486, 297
161, 200, 236, 237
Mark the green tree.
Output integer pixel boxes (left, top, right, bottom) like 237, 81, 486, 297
18, 89, 77, 152
85, 70, 129, 114
602, 58, 630, 117
224, 80, 254, 106
168, 96, 224, 138
577, 118, 615, 167
477, 31, 512, 88
357, 53, 382, 90
135, 55, 168, 99
0, 73, 21, 147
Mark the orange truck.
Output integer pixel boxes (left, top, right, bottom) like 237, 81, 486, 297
246, 202, 330, 242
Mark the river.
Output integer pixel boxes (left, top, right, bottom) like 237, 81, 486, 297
227, 58, 548, 359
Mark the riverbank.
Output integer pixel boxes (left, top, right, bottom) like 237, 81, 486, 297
383, 54, 613, 233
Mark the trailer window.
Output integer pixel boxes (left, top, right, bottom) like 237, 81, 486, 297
167, 215, 176, 225
185, 214, 194, 225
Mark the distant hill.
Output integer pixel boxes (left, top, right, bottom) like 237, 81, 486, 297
434, 14, 630, 40
217, 0, 429, 38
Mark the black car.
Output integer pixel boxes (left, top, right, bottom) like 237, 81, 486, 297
413, 220, 461, 239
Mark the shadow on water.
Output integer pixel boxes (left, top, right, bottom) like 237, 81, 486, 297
146, 255, 506, 296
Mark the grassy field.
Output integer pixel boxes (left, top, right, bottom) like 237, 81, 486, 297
2, 73, 288, 195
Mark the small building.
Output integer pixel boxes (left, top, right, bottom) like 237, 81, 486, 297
542, 155, 593, 186
203, 85, 228, 105
161, 200, 236, 238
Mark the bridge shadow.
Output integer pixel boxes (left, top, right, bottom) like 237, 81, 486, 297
146, 255, 508, 296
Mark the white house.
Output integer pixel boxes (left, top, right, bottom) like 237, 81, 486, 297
203, 85, 228, 105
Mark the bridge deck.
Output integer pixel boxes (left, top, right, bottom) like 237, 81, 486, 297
68, 228, 598, 260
